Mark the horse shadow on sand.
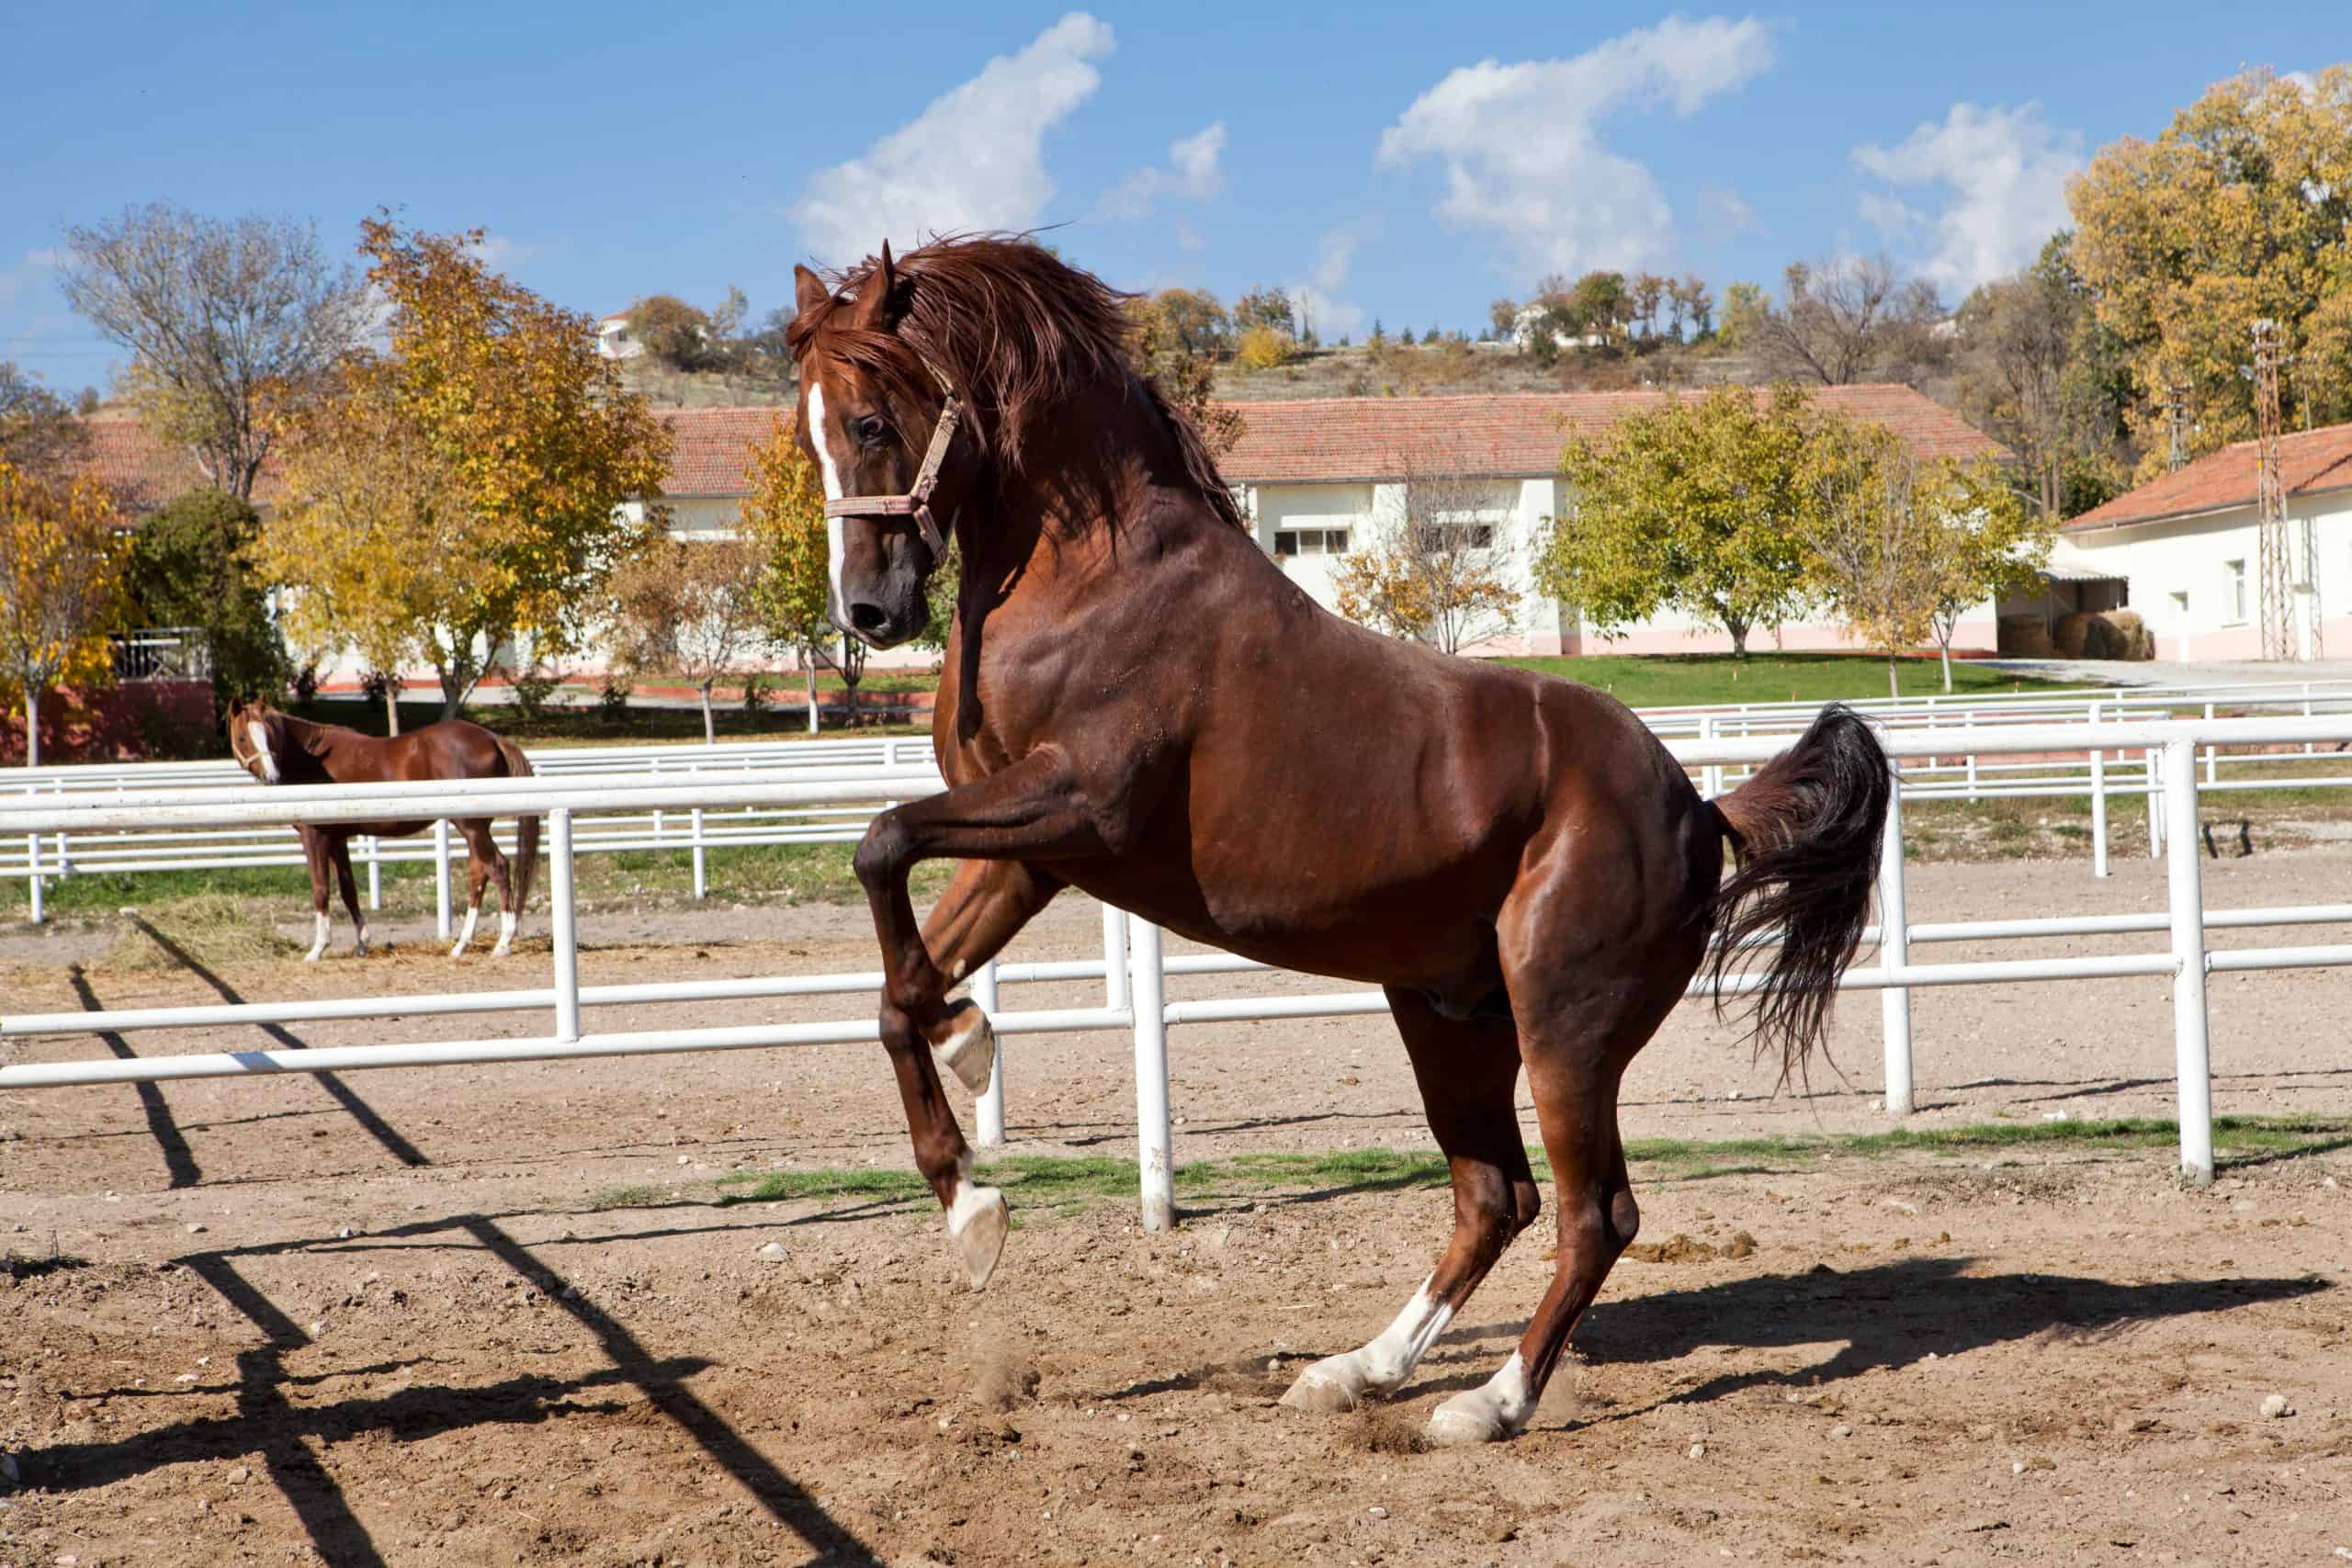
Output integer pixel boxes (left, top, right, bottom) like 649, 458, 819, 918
1091, 1254, 2330, 1420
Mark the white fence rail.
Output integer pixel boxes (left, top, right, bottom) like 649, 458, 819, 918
14, 681, 2352, 923
8, 715, 2352, 1224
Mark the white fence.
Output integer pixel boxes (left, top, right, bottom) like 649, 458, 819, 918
13, 679, 2352, 922
7, 714, 2352, 1225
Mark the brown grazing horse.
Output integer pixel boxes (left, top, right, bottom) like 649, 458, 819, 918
224, 700, 540, 962
790, 237, 1889, 1446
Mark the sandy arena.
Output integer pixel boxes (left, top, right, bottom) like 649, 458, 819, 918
4, 851, 2349, 1565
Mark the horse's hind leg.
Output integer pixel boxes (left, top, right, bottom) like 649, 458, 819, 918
449, 821, 498, 958
328, 837, 371, 955
1283, 989, 1538, 1413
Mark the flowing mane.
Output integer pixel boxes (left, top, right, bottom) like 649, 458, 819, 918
788, 234, 1246, 531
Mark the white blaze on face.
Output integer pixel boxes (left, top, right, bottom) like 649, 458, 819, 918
806, 380, 849, 623
248, 721, 280, 784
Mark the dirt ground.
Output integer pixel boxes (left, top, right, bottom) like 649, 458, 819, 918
4, 851, 2351, 1565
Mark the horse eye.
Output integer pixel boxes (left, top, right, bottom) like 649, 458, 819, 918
854, 414, 889, 446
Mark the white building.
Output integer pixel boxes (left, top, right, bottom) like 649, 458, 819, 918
595, 312, 640, 360
1218, 387, 2010, 656
2051, 420, 2352, 660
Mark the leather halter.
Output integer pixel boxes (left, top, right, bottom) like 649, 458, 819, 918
820, 356, 960, 559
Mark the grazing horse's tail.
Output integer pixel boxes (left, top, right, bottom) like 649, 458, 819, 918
493, 735, 540, 918
1704, 704, 1891, 1086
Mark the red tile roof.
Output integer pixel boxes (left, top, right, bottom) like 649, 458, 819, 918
74, 384, 2005, 509
656, 405, 793, 497
2066, 420, 2352, 532
1219, 384, 2007, 483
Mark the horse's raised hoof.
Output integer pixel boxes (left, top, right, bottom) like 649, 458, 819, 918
945, 1181, 1009, 1290
931, 998, 997, 1095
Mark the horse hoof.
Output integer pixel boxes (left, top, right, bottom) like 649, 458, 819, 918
1426, 1389, 1516, 1447
302, 949, 324, 964
932, 1000, 997, 1095
1280, 1356, 1371, 1415
946, 1184, 1009, 1290
491, 943, 513, 958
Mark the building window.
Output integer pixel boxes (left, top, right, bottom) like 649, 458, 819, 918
1272, 527, 1351, 557
2224, 559, 2246, 622
1411, 521, 1497, 551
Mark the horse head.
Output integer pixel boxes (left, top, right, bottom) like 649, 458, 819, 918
225, 697, 284, 784
789, 242, 964, 650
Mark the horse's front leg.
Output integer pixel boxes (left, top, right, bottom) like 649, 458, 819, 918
300, 829, 334, 963
913, 858, 1064, 1094
328, 835, 371, 955
854, 749, 1107, 1290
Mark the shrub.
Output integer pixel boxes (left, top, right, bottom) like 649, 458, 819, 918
1234, 325, 1296, 370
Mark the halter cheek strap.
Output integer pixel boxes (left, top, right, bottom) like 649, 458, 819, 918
820, 356, 961, 559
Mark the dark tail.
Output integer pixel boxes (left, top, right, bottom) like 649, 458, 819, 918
494, 736, 540, 919
1706, 704, 1891, 1087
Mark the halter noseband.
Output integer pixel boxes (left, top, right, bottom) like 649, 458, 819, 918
820, 356, 961, 559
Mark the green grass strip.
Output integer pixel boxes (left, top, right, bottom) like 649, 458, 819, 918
587, 1116, 2352, 1213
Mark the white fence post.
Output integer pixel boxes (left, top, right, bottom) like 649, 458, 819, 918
2144, 749, 2165, 860
549, 807, 580, 1043
366, 835, 381, 909
2162, 738, 2214, 1186
1130, 919, 1174, 1231
2203, 702, 2217, 785
1700, 715, 1721, 798
974, 958, 1005, 1147
690, 807, 707, 900
1964, 714, 1978, 803
1101, 902, 1130, 1011
1878, 761, 1914, 1115
434, 818, 453, 941
26, 829, 42, 926
2088, 703, 2109, 879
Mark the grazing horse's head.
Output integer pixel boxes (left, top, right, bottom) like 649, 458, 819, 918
225, 698, 284, 784
790, 242, 959, 649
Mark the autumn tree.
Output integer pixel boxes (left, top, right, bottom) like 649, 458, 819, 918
1743, 255, 1944, 385
254, 219, 672, 722
738, 418, 867, 732
1335, 458, 1521, 654
1539, 384, 1819, 657
627, 293, 715, 371
58, 204, 369, 500
0, 462, 129, 764
1953, 238, 2129, 518
2069, 65, 2352, 477
1148, 288, 1230, 358
0, 363, 90, 478
124, 489, 287, 708
1231, 286, 1295, 337
1801, 420, 2050, 694
606, 536, 771, 742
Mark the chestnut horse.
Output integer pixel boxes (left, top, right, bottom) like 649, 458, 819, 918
224, 700, 540, 962
790, 237, 1889, 1446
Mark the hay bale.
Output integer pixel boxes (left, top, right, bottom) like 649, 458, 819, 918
2104, 610, 2154, 660
1998, 615, 2055, 658
2052, 611, 2096, 659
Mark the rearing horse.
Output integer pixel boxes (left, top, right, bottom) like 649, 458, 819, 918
225, 700, 540, 962
790, 237, 1889, 1447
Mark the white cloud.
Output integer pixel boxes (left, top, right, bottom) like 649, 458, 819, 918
465, 231, 536, 271
1854, 190, 1922, 236
1375, 16, 1778, 281
0, 247, 60, 308
1289, 227, 1366, 341
1851, 102, 2085, 293
1097, 121, 1227, 220
793, 13, 1115, 263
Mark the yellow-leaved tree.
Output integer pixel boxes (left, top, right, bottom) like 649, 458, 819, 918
2069, 66, 2352, 477
1332, 453, 1520, 654
0, 462, 130, 765
737, 417, 850, 733
254, 218, 673, 722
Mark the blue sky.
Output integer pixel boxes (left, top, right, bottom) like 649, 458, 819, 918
2, 3, 2341, 391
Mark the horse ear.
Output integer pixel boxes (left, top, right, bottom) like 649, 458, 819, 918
794, 265, 828, 322
848, 241, 898, 331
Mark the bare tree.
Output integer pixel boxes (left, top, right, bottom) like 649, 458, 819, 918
1335, 455, 1521, 655
0, 363, 90, 478
1748, 254, 1945, 385
58, 203, 370, 500
606, 536, 772, 743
